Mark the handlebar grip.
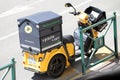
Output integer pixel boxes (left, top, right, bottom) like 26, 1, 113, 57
69, 12, 80, 16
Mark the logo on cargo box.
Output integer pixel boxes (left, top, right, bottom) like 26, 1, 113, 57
24, 25, 32, 34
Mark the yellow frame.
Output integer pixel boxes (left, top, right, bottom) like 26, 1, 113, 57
22, 43, 74, 73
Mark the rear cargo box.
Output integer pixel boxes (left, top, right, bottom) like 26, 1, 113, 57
18, 11, 62, 53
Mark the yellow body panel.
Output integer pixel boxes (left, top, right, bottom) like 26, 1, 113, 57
23, 44, 75, 73
66, 43, 75, 56
92, 29, 98, 38
78, 12, 89, 24
77, 12, 98, 38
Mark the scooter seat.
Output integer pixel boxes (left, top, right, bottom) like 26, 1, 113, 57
63, 35, 74, 44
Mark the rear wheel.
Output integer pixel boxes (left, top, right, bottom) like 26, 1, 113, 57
47, 54, 66, 78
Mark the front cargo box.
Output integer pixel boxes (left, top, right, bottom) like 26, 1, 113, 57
84, 6, 107, 32
18, 11, 62, 53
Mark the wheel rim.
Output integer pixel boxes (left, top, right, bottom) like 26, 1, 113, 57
49, 56, 64, 74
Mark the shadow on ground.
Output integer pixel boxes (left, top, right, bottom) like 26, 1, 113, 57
31, 52, 120, 80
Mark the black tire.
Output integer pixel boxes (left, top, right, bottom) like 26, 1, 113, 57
47, 54, 66, 78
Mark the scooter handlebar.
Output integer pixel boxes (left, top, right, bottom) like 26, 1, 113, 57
69, 12, 80, 16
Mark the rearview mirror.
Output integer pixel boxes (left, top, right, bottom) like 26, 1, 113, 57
65, 3, 73, 7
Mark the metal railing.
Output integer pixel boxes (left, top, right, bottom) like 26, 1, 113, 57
0, 58, 16, 80
79, 12, 118, 74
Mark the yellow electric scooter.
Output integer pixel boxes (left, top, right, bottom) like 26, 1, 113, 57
18, 3, 107, 78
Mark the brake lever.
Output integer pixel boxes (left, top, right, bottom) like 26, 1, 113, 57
69, 12, 74, 14
69, 12, 80, 16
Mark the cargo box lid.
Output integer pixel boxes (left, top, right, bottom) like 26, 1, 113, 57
18, 11, 62, 25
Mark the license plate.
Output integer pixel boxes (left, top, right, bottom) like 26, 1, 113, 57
28, 57, 36, 65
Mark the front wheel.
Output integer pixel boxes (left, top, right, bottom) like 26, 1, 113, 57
47, 54, 66, 78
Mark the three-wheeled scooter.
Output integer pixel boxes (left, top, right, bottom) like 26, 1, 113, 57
18, 3, 108, 78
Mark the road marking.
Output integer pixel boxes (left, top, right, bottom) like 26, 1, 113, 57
0, 6, 33, 18
75, 56, 87, 62
0, 31, 18, 41
0, 0, 92, 41
0, 0, 44, 18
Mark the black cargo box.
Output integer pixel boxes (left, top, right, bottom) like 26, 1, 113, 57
18, 11, 62, 53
